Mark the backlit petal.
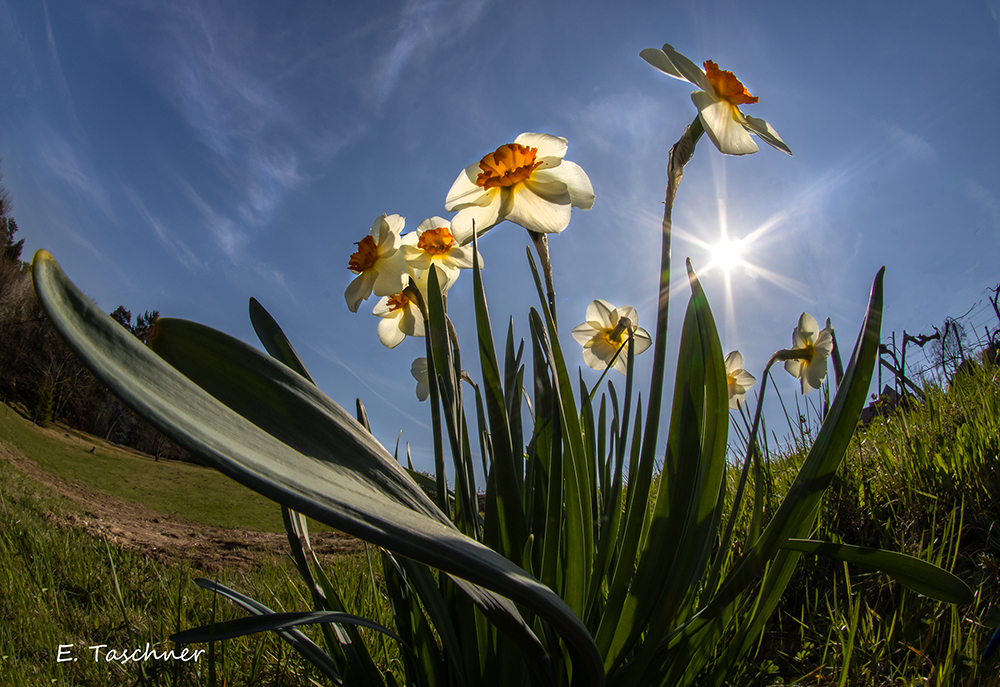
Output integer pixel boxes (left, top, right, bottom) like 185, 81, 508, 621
693, 92, 758, 155
515, 132, 567, 160
345, 271, 378, 313
371, 252, 408, 296
586, 299, 617, 328
534, 162, 595, 210
640, 47, 685, 80
451, 191, 502, 244
377, 316, 406, 349
743, 115, 793, 156
445, 162, 489, 211
661, 44, 712, 92
504, 184, 572, 234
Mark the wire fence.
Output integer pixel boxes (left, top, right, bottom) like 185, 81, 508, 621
875, 283, 1000, 398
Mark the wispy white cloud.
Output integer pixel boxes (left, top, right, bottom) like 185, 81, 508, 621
41, 0, 85, 140
39, 130, 116, 220
123, 185, 204, 271
371, 0, 491, 107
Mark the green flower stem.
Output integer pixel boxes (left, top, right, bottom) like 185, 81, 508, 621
529, 230, 557, 327
639, 116, 703, 480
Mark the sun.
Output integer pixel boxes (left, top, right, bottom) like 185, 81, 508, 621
708, 238, 745, 276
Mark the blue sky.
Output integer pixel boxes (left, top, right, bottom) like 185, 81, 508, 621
2, 0, 999, 475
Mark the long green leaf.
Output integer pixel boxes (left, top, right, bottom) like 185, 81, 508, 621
780, 538, 974, 604
31, 250, 604, 687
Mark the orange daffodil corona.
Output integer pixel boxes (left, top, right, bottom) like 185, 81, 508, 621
445, 133, 595, 244
572, 300, 652, 375
784, 313, 834, 394
640, 44, 792, 157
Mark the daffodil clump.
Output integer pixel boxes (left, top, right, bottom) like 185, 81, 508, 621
29, 37, 973, 687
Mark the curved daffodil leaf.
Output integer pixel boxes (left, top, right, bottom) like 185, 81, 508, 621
172, 609, 404, 645
31, 250, 603, 687
179, 578, 344, 682
780, 538, 974, 605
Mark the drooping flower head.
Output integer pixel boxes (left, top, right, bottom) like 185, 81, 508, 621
640, 44, 792, 157
373, 288, 425, 349
345, 214, 408, 313
400, 217, 478, 293
783, 313, 834, 394
445, 133, 595, 244
724, 350, 756, 410
571, 299, 652, 375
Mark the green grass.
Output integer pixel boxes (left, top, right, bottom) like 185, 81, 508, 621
1, 361, 999, 685
735, 361, 1000, 685
0, 402, 326, 532
0, 449, 390, 686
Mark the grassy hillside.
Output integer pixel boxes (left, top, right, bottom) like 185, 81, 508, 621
0, 402, 320, 533
0, 359, 998, 685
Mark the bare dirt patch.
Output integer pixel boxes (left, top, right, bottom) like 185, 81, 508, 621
0, 438, 363, 571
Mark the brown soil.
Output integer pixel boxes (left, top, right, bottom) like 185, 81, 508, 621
0, 437, 364, 571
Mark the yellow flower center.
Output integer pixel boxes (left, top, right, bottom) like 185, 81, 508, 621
386, 291, 413, 312
603, 318, 633, 347
704, 60, 758, 107
348, 236, 378, 272
800, 343, 815, 363
476, 143, 543, 190
417, 227, 455, 255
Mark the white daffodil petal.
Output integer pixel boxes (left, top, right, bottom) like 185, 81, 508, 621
586, 299, 616, 327
571, 323, 598, 347
380, 213, 405, 239
693, 93, 759, 156
743, 115, 793, 156
445, 162, 488, 211
632, 327, 652, 355
616, 306, 640, 327
345, 271, 378, 313
451, 192, 502, 244
377, 317, 407, 349
515, 132, 567, 160
524, 176, 571, 205
534, 162, 595, 210
662, 44, 712, 92
735, 369, 756, 389
640, 47, 685, 80
371, 252, 408, 297
504, 184, 573, 235
724, 350, 745, 373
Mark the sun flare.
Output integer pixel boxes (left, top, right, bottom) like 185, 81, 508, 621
708, 238, 744, 276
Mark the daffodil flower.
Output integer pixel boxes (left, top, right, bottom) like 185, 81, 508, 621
640, 44, 791, 157
411, 357, 430, 401
372, 288, 425, 349
445, 133, 595, 244
571, 299, 651, 375
724, 350, 756, 410
784, 313, 834, 394
345, 214, 408, 313
400, 217, 478, 293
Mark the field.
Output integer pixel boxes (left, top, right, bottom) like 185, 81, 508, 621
0, 359, 998, 686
